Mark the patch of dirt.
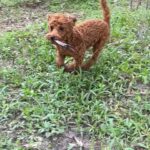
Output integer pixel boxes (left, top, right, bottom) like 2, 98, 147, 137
0, 59, 13, 69
137, 23, 150, 40
0, 3, 49, 33
50, 130, 101, 150
0, 2, 84, 34
0, 124, 102, 150
126, 82, 150, 98
130, 0, 149, 9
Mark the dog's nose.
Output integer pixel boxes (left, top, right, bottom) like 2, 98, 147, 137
45, 34, 56, 41
50, 36, 56, 41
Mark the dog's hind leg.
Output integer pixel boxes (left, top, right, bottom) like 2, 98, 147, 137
81, 39, 107, 70
64, 56, 83, 72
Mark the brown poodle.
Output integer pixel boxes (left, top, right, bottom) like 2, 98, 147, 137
46, 0, 110, 72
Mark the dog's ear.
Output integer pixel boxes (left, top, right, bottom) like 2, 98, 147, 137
71, 16, 77, 23
47, 14, 51, 21
68, 15, 77, 25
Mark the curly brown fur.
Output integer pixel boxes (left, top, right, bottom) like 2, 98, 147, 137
46, 0, 110, 72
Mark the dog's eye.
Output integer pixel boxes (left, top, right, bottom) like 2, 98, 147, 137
59, 26, 64, 31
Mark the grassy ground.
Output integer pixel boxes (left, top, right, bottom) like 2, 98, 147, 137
0, 0, 150, 149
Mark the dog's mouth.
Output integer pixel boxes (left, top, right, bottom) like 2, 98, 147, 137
47, 36, 74, 51
50, 37, 57, 43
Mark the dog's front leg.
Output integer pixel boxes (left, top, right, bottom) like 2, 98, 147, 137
56, 51, 65, 68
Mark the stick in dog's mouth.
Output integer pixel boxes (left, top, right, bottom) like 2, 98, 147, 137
54, 39, 74, 51
54, 40, 68, 48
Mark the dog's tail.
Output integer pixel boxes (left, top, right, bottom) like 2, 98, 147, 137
100, 0, 110, 26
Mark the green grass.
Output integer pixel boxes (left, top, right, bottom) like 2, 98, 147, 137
0, 0, 150, 149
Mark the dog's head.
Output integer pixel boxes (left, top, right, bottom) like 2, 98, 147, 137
46, 13, 77, 43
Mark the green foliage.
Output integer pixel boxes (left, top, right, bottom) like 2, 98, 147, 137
0, 0, 43, 7
0, 0, 150, 149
